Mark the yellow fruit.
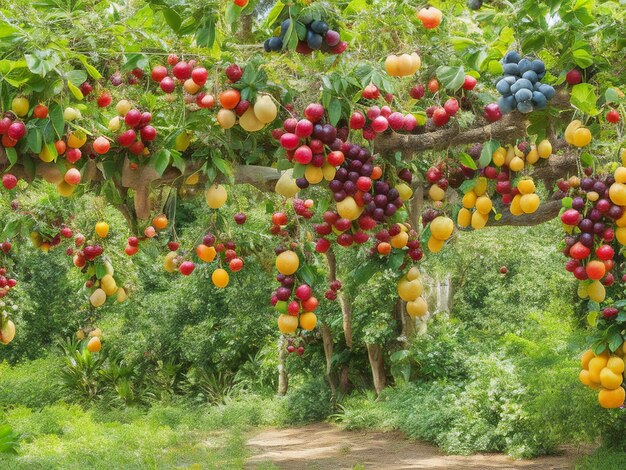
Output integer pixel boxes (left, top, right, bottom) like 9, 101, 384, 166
599, 387, 625, 409
385, 54, 400, 76
0, 319, 16, 345
579, 369, 592, 386
87, 336, 101, 353
564, 120, 583, 144
217, 109, 237, 129
196, 244, 217, 263
427, 236, 445, 253
573, 127, 592, 147
589, 356, 609, 383
11, 96, 29, 117
276, 250, 299, 275
185, 173, 200, 185
391, 231, 409, 249
95, 221, 109, 238
510, 194, 523, 216
101, 274, 118, 296
397, 278, 423, 302
239, 107, 264, 132
299, 312, 317, 331
520, 193, 540, 214
108, 116, 121, 132
212, 268, 229, 288
396, 183, 413, 201
115, 100, 132, 116
322, 163, 336, 181
163, 251, 178, 273
471, 210, 489, 230
607, 356, 625, 374
116, 288, 127, 303
462, 191, 477, 209
410, 52, 421, 73
492, 147, 506, 167
577, 283, 589, 299
475, 196, 492, 215
90, 288, 106, 307
275, 170, 299, 198
304, 165, 324, 185
278, 314, 298, 334
526, 147, 539, 165
600, 368, 623, 390
615, 167, 626, 184
183, 78, 200, 94
586, 191, 599, 202
175, 132, 192, 151
473, 177, 488, 196
406, 297, 428, 318
398, 54, 414, 76
428, 184, 445, 201
337, 196, 362, 220
39, 146, 55, 163
406, 267, 421, 281
457, 207, 471, 227
430, 216, 454, 241
67, 131, 87, 149
616, 227, 626, 245
621, 149, 626, 167
505, 146, 515, 166
609, 183, 626, 206
537, 139, 552, 158
205, 184, 227, 209
588, 280, 606, 303
253, 95, 278, 124
517, 178, 536, 195
509, 156, 524, 172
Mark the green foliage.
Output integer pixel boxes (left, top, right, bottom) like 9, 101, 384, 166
0, 356, 65, 408
280, 378, 332, 425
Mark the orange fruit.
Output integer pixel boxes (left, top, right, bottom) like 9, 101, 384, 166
219, 89, 241, 110
212, 268, 229, 288
581, 349, 595, 370
95, 221, 109, 238
299, 312, 317, 331
278, 314, 298, 334
67, 131, 87, 149
598, 387, 625, 409
377, 242, 391, 255
196, 244, 216, 262
87, 336, 101, 353
153, 214, 168, 230
579, 369, 592, 386
600, 368, 623, 390
589, 356, 609, 383
276, 250, 299, 275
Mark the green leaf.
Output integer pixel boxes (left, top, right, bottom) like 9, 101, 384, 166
264, 1, 284, 28
212, 156, 231, 177
67, 80, 84, 100
171, 150, 185, 172
66, 70, 88, 87
605, 88, 619, 104
479, 140, 499, 168
580, 152, 594, 167
436, 65, 465, 91
570, 83, 598, 115
292, 163, 306, 179
572, 48, 594, 69
78, 56, 102, 79
586, 310, 598, 327
162, 8, 182, 32
150, 149, 171, 176
609, 332, 623, 352
24, 50, 60, 77
347, 258, 380, 285
4, 148, 17, 168
26, 128, 42, 153
328, 99, 341, 126
572, 0, 595, 25
48, 104, 65, 138
94, 261, 107, 280
458, 153, 477, 170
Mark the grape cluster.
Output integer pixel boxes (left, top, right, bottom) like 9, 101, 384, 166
264, 18, 347, 55
496, 51, 555, 114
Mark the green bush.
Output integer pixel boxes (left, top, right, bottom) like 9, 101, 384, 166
280, 378, 333, 425
0, 356, 66, 408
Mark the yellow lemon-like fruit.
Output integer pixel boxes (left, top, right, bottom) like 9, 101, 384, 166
299, 312, 317, 331
406, 297, 428, 318
205, 184, 228, 209
278, 314, 298, 334
276, 250, 299, 275
430, 216, 454, 241
90, 288, 106, 307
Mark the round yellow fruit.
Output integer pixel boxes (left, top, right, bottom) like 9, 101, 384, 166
471, 210, 489, 230
427, 236, 445, 253
0, 319, 16, 345
517, 178, 536, 195
12, 96, 29, 117
564, 120, 582, 144
175, 132, 192, 151
430, 216, 454, 241
406, 297, 428, 318
396, 183, 413, 201
212, 268, 229, 288
598, 386, 625, 409
428, 184, 445, 201
278, 314, 298, 334
217, 109, 237, 129
276, 250, 299, 275
588, 280, 606, 303
579, 369, 592, 386
475, 196, 492, 215
520, 193, 540, 214
116, 99, 132, 116
299, 312, 317, 331
473, 177, 488, 196
116, 288, 127, 303
510, 195, 523, 216
305, 165, 324, 185
509, 156, 524, 172
337, 196, 362, 220
609, 183, 626, 206
322, 163, 336, 181
391, 231, 409, 249
253, 95, 278, 124
462, 191, 477, 209
239, 107, 264, 132
95, 221, 109, 238
406, 267, 421, 281
275, 170, 299, 198
525, 148, 539, 165
457, 207, 471, 228
101, 274, 118, 296
614, 167, 626, 184
397, 278, 423, 302
601, 368, 624, 390
205, 184, 228, 209
87, 336, 102, 353
492, 147, 506, 167
90, 288, 107, 307
607, 356, 625, 374
537, 139, 552, 158
164, 251, 178, 272
572, 127, 592, 147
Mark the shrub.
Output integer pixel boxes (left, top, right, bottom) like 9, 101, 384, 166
0, 356, 66, 408
280, 378, 333, 425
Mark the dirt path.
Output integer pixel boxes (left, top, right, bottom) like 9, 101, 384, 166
246, 423, 587, 470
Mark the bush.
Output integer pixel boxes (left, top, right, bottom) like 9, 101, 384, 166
0, 356, 66, 408
280, 378, 333, 425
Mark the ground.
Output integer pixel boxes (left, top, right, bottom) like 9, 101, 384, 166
246, 424, 588, 470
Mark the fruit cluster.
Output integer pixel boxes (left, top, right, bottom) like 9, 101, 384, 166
124, 214, 170, 256
397, 266, 428, 318
496, 52, 555, 114
0, 98, 29, 148
217, 84, 278, 133
349, 102, 419, 140
264, 18, 346, 55
324, 279, 342, 301
580, 348, 626, 408
385, 52, 421, 77
109, 67, 146, 87
151, 55, 210, 104
372, 222, 423, 261
272, 250, 318, 337
564, 120, 592, 148
107, 100, 156, 158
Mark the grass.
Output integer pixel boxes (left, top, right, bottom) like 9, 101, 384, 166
575, 448, 626, 470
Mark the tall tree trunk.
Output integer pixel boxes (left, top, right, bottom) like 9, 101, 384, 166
324, 249, 352, 348
321, 324, 338, 401
366, 343, 386, 395
277, 336, 288, 395
339, 365, 350, 394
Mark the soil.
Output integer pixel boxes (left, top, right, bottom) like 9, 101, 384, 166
246, 423, 590, 470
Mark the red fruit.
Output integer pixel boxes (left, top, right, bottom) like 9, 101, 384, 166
293, 145, 313, 164
314, 223, 332, 236
380, 106, 392, 118
160, 77, 175, 93
603, 272, 615, 286
323, 211, 339, 225
234, 212, 247, 225
140, 126, 157, 142
167, 241, 179, 251
225, 64, 243, 83
2, 174, 17, 190
561, 209, 582, 226
97, 92, 112, 108
557, 180, 570, 192
234, 99, 250, 116
565, 259, 579, 272
197, 93, 215, 109
295, 284, 312, 301
499, 266, 508, 274
66, 148, 82, 163
129, 141, 145, 155
7, 122, 26, 140
358, 215, 377, 230
371, 116, 389, 133
362, 83, 379, 100
463, 75, 477, 90
325, 290, 337, 300
302, 296, 318, 312
128, 237, 139, 247
483, 167, 497, 179
279, 133, 299, 151
315, 238, 331, 253
191, 67, 208, 86
573, 266, 588, 280
426, 167, 442, 183
287, 301, 300, 316
151, 65, 168, 82
603, 228, 615, 242
444, 98, 459, 116
167, 54, 179, 65
33, 104, 49, 119
0, 117, 11, 134
125, 244, 138, 256
353, 231, 369, 244
356, 176, 372, 192
432, 107, 450, 126
304, 103, 325, 123
295, 119, 314, 138
172, 61, 192, 80
387, 112, 405, 131
337, 233, 353, 247
93, 136, 111, 154
586, 260, 606, 280
79, 82, 93, 96
428, 78, 439, 93
272, 212, 287, 226
349, 112, 366, 130
334, 218, 351, 231
124, 109, 142, 128
483, 103, 501, 123
179, 260, 195, 275
602, 307, 618, 319
606, 109, 621, 124
117, 130, 137, 147
60, 227, 73, 238
596, 244, 615, 261
327, 151, 345, 166
566, 69, 582, 85
66, 247, 74, 256
569, 242, 590, 259
409, 84, 425, 100
229, 258, 244, 272
75, 234, 86, 247
331, 41, 348, 55
404, 114, 418, 131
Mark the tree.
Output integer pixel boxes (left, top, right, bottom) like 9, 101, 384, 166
0, 0, 625, 406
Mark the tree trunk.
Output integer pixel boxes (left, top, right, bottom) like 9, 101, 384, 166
366, 343, 386, 395
324, 249, 352, 348
321, 324, 338, 401
277, 336, 288, 395
339, 365, 350, 394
